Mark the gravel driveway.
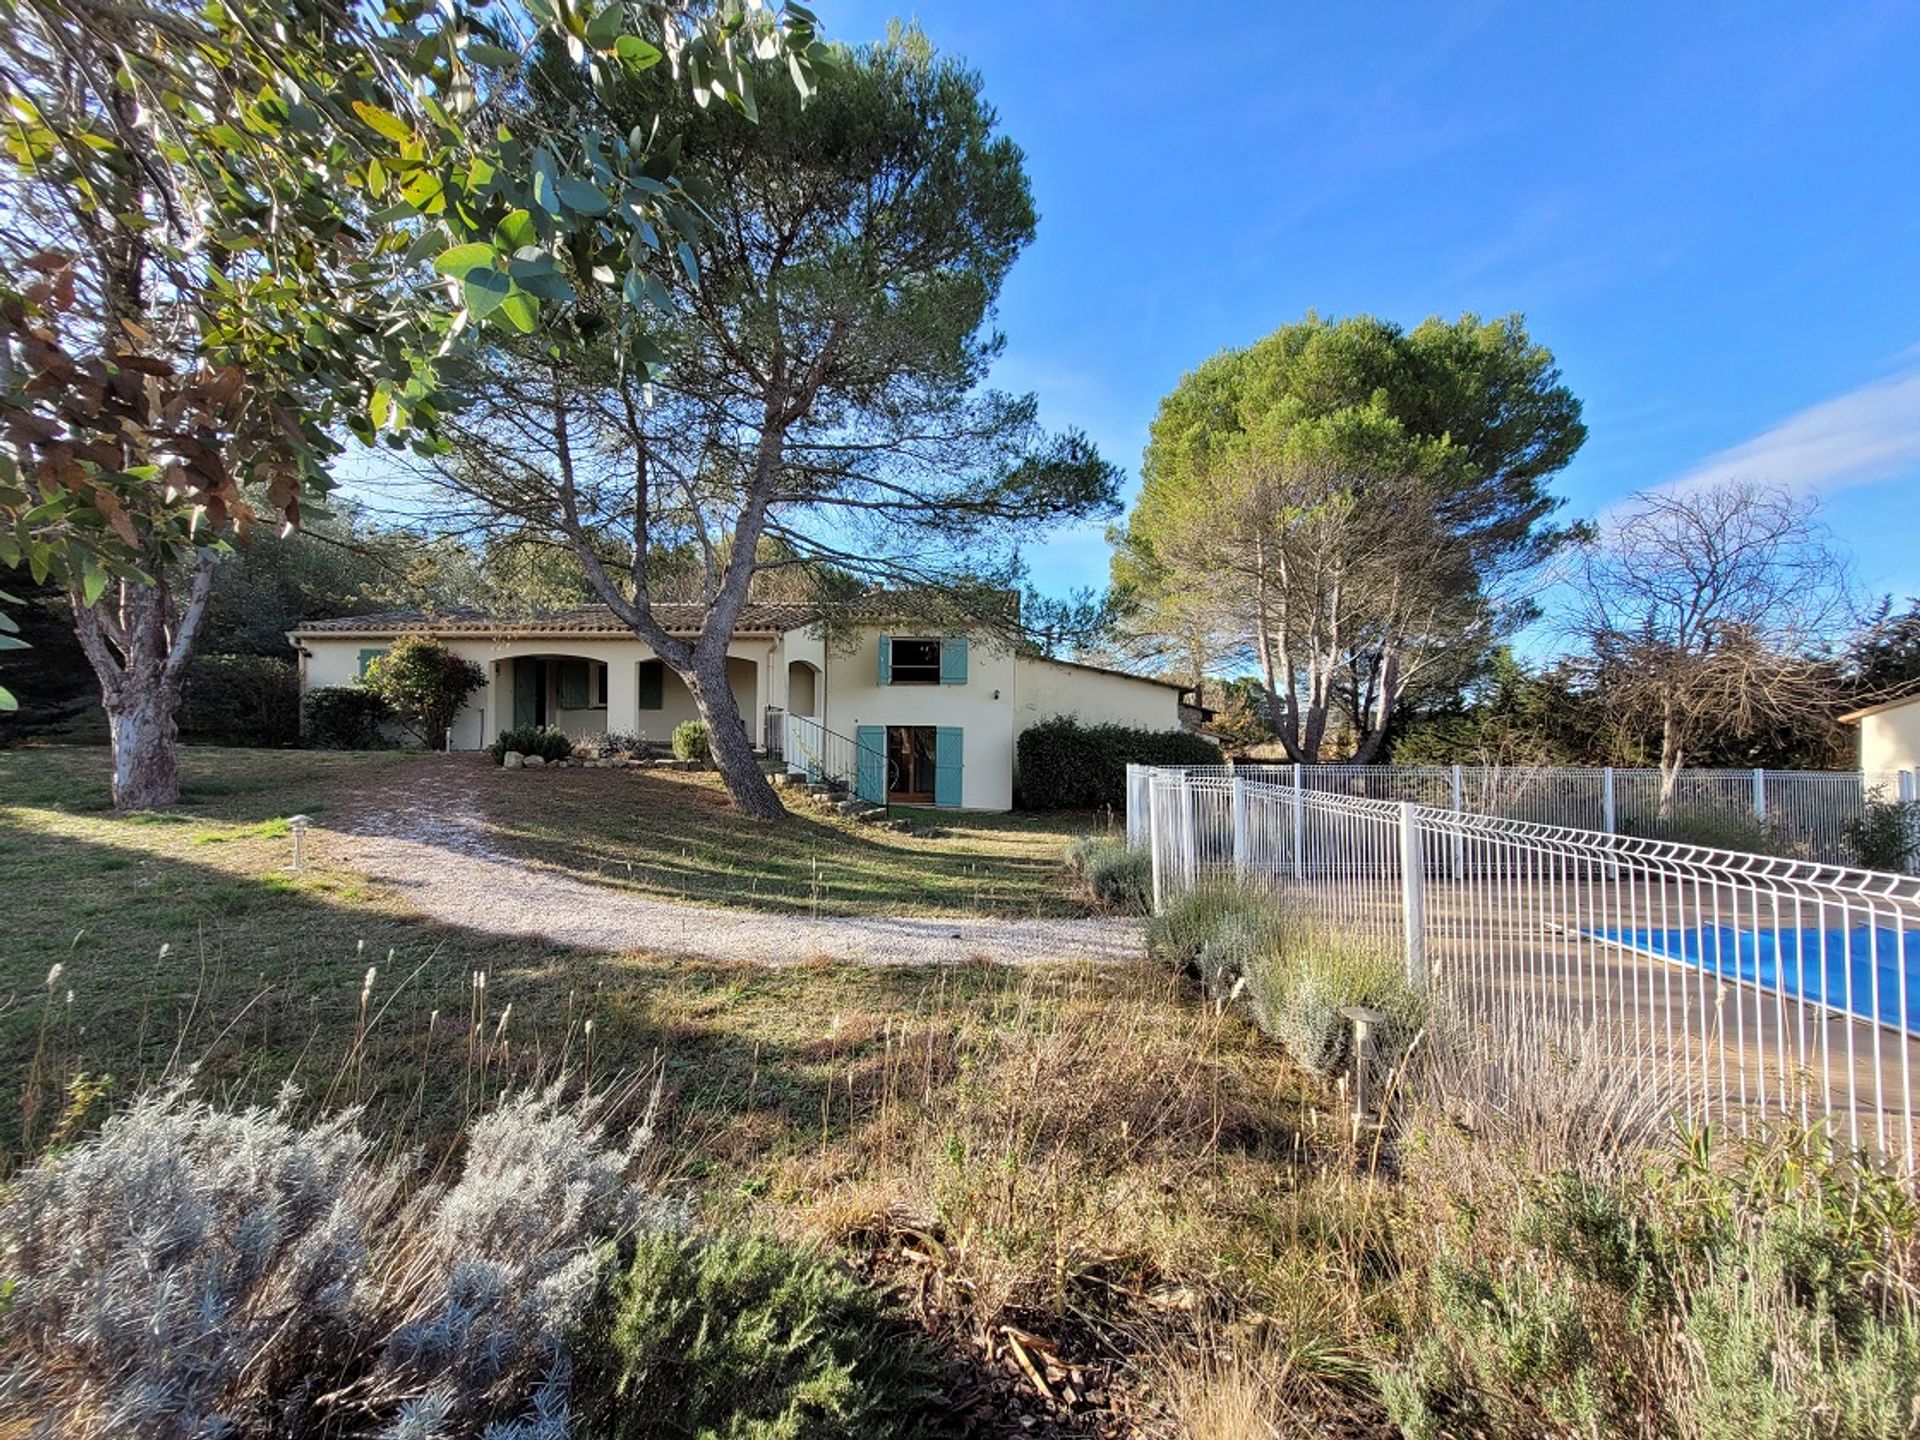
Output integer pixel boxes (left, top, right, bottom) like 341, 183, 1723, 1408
325, 763, 1143, 967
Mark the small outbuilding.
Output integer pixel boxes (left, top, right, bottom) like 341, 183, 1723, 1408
1840, 691, 1920, 774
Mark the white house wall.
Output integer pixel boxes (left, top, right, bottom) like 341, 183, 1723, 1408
820, 627, 1017, 810
1860, 704, 1920, 773
297, 634, 777, 750
1010, 656, 1181, 735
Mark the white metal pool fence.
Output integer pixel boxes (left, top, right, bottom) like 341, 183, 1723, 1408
1124, 763, 1914, 868
1129, 763, 1920, 1174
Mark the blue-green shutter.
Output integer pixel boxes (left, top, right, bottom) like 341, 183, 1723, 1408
856, 725, 887, 804
939, 636, 968, 685
557, 659, 590, 708
934, 727, 963, 807
637, 660, 664, 710
358, 647, 385, 678
512, 660, 540, 728
876, 634, 893, 686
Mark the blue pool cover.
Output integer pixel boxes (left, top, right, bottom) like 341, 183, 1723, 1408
1586, 925, 1920, 1035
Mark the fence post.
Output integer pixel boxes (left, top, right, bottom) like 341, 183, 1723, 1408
1602, 766, 1617, 835
1230, 774, 1249, 877
1179, 775, 1197, 887
1399, 801, 1427, 990
1290, 762, 1305, 880
1752, 768, 1767, 822
1148, 777, 1164, 913
1448, 763, 1465, 881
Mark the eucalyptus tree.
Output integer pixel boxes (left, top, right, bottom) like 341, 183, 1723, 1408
1116, 312, 1585, 762
0, 0, 820, 807
421, 28, 1118, 818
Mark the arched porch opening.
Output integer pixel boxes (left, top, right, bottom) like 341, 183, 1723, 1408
786, 659, 820, 717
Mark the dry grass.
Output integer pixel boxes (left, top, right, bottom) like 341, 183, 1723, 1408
8, 745, 1918, 1438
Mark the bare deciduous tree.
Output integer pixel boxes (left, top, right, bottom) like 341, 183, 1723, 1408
1567, 480, 1855, 813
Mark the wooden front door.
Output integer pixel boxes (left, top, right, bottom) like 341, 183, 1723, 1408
886, 725, 937, 803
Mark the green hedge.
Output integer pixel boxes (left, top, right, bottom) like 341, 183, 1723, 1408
1015, 716, 1219, 810
302, 685, 392, 749
179, 654, 300, 746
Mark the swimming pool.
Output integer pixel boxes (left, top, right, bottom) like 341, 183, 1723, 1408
1586, 924, 1920, 1036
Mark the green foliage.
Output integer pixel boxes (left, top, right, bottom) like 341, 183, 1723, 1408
301, 686, 392, 749
361, 636, 485, 749
1618, 807, 1790, 857
573, 1229, 942, 1440
1844, 797, 1920, 872
1118, 312, 1586, 761
178, 655, 300, 747
1390, 1121, 1920, 1440
1063, 836, 1151, 913
671, 720, 710, 762
1015, 716, 1219, 810
490, 725, 573, 765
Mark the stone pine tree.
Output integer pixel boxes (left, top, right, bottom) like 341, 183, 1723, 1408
422, 28, 1119, 818
0, 0, 820, 808
1114, 312, 1586, 762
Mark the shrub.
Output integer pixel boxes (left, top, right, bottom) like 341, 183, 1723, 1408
178, 653, 300, 746
1386, 1081, 1920, 1440
1619, 807, 1789, 856
490, 725, 574, 765
1015, 716, 1220, 810
1064, 836, 1152, 913
1244, 930, 1427, 1082
670, 719, 709, 762
1145, 882, 1288, 998
573, 1229, 941, 1440
574, 731, 647, 760
303, 684, 393, 749
0, 1084, 650, 1438
362, 636, 486, 750
1845, 796, 1920, 872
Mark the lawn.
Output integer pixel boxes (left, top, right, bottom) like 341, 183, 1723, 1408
462, 758, 1110, 917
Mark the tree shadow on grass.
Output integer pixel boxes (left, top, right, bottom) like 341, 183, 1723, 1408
0, 806, 1136, 1169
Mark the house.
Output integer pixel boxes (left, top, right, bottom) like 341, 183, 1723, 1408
1840, 690, 1920, 777
288, 604, 1188, 809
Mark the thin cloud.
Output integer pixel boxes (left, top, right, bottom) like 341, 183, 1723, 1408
1668, 366, 1920, 498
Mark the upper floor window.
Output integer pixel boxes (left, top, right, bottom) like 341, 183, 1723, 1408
889, 638, 942, 685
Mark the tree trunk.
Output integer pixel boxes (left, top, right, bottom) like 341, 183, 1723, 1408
70, 554, 215, 813
1657, 702, 1684, 824
684, 648, 785, 820
107, 682, 182, 810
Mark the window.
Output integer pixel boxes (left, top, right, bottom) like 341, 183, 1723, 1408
889, 638, 941, 685
594, 662, 609, 708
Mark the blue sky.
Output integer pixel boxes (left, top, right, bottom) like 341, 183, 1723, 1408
824, 0, 1920, 610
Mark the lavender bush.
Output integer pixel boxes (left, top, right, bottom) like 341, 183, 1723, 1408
0, 1082, 658, 1438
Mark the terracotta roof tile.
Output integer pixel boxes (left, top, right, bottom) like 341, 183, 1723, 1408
290, 603, 814, 638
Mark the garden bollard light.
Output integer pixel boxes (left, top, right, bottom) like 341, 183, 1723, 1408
1341, 1005, 1389, 1131
288, 815, 311, 872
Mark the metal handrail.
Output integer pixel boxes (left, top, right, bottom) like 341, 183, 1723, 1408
784, 714, 889, 814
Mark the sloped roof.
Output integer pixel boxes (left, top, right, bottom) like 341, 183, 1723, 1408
289, 603, 814, 639
1839, 688, 1920, 723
